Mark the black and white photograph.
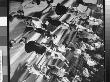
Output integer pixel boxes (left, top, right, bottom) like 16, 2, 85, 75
9, 0, 104, 82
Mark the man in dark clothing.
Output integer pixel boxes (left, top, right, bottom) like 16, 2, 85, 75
23, 26, 34, 34
25, 41, 46, 54
75, 0, 85, 5
29, 11, 42, 19
9, 40, 16, 48
34, 28, 45, 35
9, 14, 14, 22
17, 9, 24, 15
45, 30, 52, 37
55, 3, 68, 15
13, 15, 32, 20
46, 0, 53, 5
42, 23, 48, 30
19, 37, 27, 44
46, 17, 61, 27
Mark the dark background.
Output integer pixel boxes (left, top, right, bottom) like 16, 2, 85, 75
10, 0, 24, 2
0, 0, 7, 16
0, 0, 7, 6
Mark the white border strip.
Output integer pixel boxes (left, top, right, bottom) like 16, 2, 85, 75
0, 17, 7, 26
106, 0, 110, 5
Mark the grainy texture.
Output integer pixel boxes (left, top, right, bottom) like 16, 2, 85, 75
9, 0, 104, 82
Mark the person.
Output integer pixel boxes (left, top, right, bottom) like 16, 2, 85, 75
33, 0, 41, 5
23, 26, 34, 35
13, 15, 32, 21
45, 30, 52, 38
17, 9, 24, 15
42, 23, 48, 30
58, 44, 66, 53
46, 65, 61, 82
74, 49, 82, 56
9, 14, 13, 22
46, 17, 61, 27
34, 28, 45, 35
25, 41, 46, 54
55, 3, 68, 15
30, 11, 42, 19
79, 16, 89, 25
46, 0, 53, 5
19, 37, 27, 44
76, 0, 84, 5
9, 40, 16, 48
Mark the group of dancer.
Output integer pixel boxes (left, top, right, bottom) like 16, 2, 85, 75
10, 0, 104, 82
